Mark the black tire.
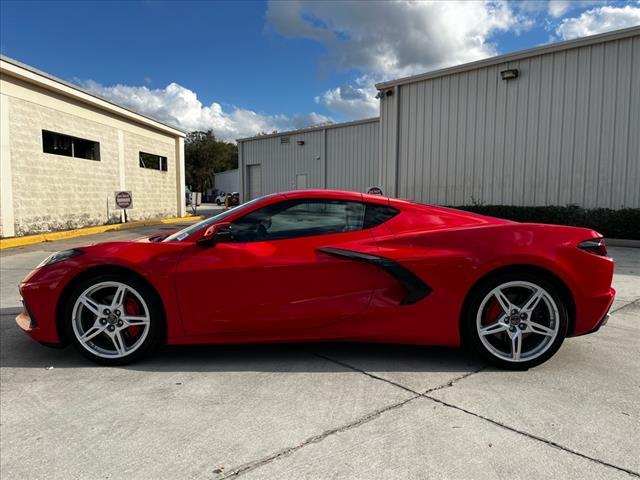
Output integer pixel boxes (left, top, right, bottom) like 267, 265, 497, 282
216, 200, 221, 205
63, 273, 164, 366
462, 272, 569, 370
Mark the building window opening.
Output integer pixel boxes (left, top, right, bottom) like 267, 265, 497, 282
139, 151, 168, 171
42, 130, 100, 161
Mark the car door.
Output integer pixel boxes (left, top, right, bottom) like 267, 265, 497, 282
174, 198, 380, 336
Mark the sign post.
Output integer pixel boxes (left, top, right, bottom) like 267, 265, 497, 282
115, 191, 133, 223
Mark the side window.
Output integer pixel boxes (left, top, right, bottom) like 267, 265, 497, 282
364, 204, 399, 229
231, 200, 365, 242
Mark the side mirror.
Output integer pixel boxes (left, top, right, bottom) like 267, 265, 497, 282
197, 222, 232, 247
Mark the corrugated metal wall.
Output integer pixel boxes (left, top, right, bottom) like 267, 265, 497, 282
239, 118, 379, 199
381, 32, 640, 208
213, 168, 239, 194
241, 129, 325, 196
326, 120, 379, 192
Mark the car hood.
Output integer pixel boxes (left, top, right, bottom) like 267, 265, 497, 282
127, 230, 178, 243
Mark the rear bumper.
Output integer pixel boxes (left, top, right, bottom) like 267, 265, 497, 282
575, 309, 612, 337
571, 287, 615, 336
595, 312, 611, 330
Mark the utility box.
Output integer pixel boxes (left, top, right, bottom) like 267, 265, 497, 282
190, 192, 202, 207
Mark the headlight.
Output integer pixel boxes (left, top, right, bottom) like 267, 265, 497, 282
38, 249, 83, 267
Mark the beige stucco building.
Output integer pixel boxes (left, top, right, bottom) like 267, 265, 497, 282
0, 55, 187, 238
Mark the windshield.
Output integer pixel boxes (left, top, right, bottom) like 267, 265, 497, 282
163, 195, 269, 242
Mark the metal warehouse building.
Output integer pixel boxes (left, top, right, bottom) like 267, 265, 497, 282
213, 168, 240, 195
239, 26, 640, 209
0, 56, 187, 238
238, 117, 379, 200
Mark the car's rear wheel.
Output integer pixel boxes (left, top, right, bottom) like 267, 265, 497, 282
64, 274, 163, 365
463, 273, 568, 370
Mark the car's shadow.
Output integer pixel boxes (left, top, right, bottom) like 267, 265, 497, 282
1, 308, 482, 373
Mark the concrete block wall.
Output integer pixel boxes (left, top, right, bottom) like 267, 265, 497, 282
0, 72, 184, 237
123, 130, 177, 221
9, 95, 122, 235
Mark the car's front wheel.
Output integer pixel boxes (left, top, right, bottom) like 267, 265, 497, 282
64, 274, 163, 365
463, 273, 569, 370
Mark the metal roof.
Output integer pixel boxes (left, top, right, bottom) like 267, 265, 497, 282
237, 116, 379, 142
376, 25, 640, 90
0, 54, 187, 136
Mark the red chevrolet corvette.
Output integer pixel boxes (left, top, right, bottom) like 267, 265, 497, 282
17, 190, 615, 369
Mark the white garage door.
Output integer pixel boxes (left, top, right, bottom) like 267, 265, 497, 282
247, 164, 262, 199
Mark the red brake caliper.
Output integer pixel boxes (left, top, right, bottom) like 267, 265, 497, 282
124, 297, 142, 338
483, 299, 502, 326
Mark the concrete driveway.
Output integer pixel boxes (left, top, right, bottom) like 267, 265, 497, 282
1, 228, 638, 480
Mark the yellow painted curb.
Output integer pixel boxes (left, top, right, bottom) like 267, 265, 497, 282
0, 216, 204, 251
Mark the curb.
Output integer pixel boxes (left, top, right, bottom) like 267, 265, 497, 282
606, 238, 640, 248
0, 216, 203, 251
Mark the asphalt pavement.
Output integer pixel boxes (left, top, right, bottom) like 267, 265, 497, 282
0, 225, 638, 480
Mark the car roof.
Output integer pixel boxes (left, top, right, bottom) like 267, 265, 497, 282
282, 189, 361, 200
282, 189, 392, 205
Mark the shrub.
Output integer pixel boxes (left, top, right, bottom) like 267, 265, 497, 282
451, 205, 640, 240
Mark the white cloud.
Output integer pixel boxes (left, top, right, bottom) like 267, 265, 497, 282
556, 4, 640, 39
315, 75, 379, 118
80, 80, 332, 141
267, 0, 529, 119
548, 0, 572, 18
267, 1, 524, 79
547, 1, 604, 19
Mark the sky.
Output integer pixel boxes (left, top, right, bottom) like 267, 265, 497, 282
1, 0, 639, 141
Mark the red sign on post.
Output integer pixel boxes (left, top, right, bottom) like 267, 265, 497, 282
115, 191, 133, 209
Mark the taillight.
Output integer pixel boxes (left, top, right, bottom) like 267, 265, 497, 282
578, 238, 607, 256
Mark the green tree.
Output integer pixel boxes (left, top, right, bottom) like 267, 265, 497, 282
185, 130, 238, 192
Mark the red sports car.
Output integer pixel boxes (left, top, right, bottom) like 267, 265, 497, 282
17, 190, 615, 369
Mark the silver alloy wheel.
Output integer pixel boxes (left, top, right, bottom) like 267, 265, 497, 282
72, 281, 151, 359
476, 280, 560, 363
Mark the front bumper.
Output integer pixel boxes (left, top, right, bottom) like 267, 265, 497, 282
16, 308, 34, 332
15, 295, 53, 341
15, 299, 46, 343
16, 275, 67, 345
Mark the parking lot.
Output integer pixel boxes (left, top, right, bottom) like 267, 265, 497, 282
1, 225, 638, 480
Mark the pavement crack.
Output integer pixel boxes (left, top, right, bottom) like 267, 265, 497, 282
422, 393, 640, 478
312, 352, 486, 396
421, 368, 487, 394
314, 353, 640, 478
312, 352, 423, 394
610, 297, 640, 314
216, 394, 420, 479
216, 352, 484, 479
